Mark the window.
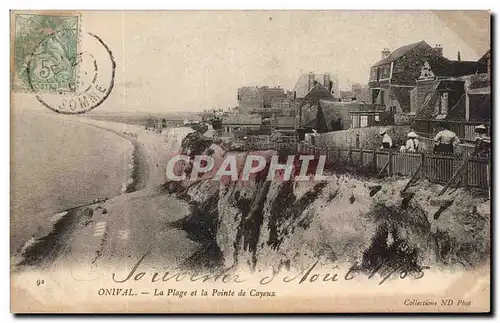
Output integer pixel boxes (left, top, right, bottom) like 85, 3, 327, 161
371, 89, 380, 105
352, 115, 360, 128
369, 67, 378, 82
380, 64, 392, 80
439, 92, 448, 114
360, 116, 368, 127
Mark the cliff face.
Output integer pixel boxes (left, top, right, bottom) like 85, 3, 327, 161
216, 175, 489, 273
165, 138, 490, 276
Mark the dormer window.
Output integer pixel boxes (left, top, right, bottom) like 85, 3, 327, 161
379, 63, 392, 80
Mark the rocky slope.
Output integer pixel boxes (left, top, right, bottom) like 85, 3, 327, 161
165, 137, 490, 278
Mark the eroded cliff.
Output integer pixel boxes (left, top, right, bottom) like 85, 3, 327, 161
165, 139, 490, 278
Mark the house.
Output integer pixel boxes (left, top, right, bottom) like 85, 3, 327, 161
293, 72, 335, 100
222, 114, 262, 134
477, 50, 491, 75
293, 72, 337, 132
145, 117, 156, 130
157, 118, 167, 129
349, 105, 386, 128
412, 50, 491, 141
271, 116, 296, 136
271, 97, 295, 117
200, 110, 215, 122
237, 87, 264, 113
409, 58, 479, 113
339, 90, 355, 102
369, 41, 482, 115
301, 100, 360, 132
258, 86, 286, 109
237, 86, 286, 114
303, 82, 335, 103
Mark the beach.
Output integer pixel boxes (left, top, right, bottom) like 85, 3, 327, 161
11, 112, 134, 254
12, 113, 199, 272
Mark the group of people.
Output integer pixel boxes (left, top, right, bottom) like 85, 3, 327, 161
378, 122, 490, 156
122, 131, 138, 138
378, 128, 420, 153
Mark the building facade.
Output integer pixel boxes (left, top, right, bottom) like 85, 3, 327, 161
411, 49, 491, 142
369, 41, 481, 115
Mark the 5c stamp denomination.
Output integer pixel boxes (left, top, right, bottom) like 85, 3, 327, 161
13, 12, 116, 114
14, 13, 79, 92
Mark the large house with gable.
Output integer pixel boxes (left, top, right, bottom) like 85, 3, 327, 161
368, 41, 482, 115
412, 49, 490, 142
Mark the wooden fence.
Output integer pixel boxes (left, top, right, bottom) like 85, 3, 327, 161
240, 139, 489, 191
296, 143, 490, 191
413, 119, 490, 143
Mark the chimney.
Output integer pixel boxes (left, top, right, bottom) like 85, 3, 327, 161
308, 72, 315, 91
434, 44, 443, 57
323, 73, 331, 90
381, 48, 391, 59
457, 51, 461, 61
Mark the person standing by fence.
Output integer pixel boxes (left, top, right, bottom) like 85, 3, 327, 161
474, 124, 491, 157
433, 122, 460, 155
379, 128, 393, 149
401, 131, 419, 153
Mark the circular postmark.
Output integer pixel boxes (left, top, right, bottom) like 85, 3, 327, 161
27, 32, 116, 114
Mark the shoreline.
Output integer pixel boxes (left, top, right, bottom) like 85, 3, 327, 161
70, 119, 144, 192
15, 110, 140, 194
11, 112, 173, 267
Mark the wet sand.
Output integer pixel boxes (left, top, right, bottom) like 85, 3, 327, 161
13, 116, 199, 273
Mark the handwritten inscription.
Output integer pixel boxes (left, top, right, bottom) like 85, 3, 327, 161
111, 252, 429, 286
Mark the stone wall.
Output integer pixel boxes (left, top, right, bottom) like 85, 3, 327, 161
316, 126, 412, 150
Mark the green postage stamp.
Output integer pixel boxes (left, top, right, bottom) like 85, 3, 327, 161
13, 13, 80, 92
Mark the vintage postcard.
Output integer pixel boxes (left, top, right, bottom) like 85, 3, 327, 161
10, 10, 491, 313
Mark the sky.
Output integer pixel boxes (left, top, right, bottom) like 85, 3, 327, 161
15, 10, 490, 114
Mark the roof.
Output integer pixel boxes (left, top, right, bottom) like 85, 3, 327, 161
468, 73, 490, 91
237, 86, 252, 99
349, 103, 386, 114
222, 114, 262, 126
238, 86, 285, 106
425, 56, 479, 77
303, 83, 334, 101
238, 87, 263, 103
273, 116, 295, 128
391, 87, 412, 112
414, 81, 442, 120
339, 90, 354, 101
301, 100, 361, 130
454, 73, 491, 94
258, 87, 285, 106
293, 73, 334, 98
478, 50, 491, 64
372, 41, 429, 67
355, 86, 371, 104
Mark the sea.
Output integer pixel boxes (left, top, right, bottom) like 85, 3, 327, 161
11, 111, 133, 254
